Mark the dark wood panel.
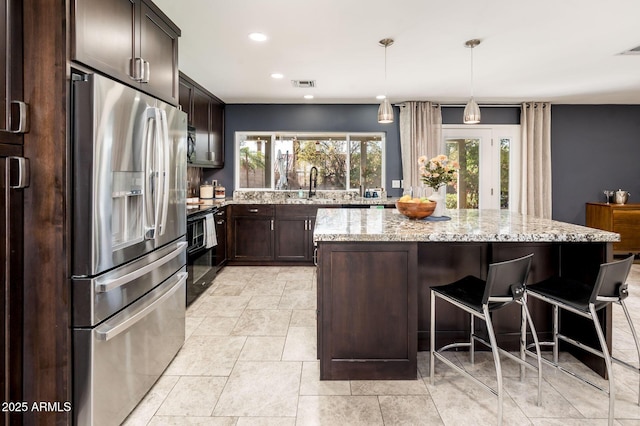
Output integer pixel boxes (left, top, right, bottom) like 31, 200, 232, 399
274, 216, 309, 261
0, 0, 24, 144
22, 0, 71, 423
71, 0, 137, 84
231, 216, 273, 260
319, 242, 417, 380
139, 0, 179, 103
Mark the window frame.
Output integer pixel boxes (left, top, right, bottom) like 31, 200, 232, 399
442, 125, 521, 211
234, 131, 386, 191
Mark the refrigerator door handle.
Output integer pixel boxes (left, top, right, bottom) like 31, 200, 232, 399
157, 108, 170, 236
95, 272, 187, 341
94, 241, 187, 293
144, 108, 161, 239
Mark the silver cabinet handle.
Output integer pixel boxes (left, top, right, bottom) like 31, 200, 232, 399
141, 59, 150, 83
96, 272, 187, 341
8, 156, 29, 189
271, 219, 274, 231
95, 241, 187, 293
8, 101, 29, 133
313, 247, 318, 266
248, 208, 259, 213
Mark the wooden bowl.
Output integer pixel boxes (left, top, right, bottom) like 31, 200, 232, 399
395, 200, 436, 219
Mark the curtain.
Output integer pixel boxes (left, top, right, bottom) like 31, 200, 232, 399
520, 102, 552, 218
399, 101, 442, 194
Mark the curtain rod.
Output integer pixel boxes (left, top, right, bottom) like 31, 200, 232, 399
395, 102, 521, 108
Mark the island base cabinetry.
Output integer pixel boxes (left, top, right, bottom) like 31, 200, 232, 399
317, 242, 417, 380
317, 240, 612, 380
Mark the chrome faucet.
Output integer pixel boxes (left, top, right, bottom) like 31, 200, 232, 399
309, 166, 318, 198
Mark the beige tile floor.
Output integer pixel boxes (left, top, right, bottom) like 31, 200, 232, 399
124, 263, 640, 425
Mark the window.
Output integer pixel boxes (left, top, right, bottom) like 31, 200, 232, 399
442, 125, 521, 211
235, 132, 385, 191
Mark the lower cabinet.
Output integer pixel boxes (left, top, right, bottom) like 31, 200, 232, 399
229, 204, 274, 262
227, 204, 331, 265
274, 205, 316, 262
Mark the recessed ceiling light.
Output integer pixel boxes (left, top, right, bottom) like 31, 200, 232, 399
248, 32, 267, 42
271, 73, 284, 79
304, 95, 314, 99
376, 95, 386, 100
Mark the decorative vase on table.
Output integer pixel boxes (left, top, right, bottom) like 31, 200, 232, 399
418, 154, 459, 219
427, 191, 445, 217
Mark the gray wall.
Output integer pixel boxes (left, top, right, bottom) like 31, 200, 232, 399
551, 105, 640, 224
208, 104, 640, 224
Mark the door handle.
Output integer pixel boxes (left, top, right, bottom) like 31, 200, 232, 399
95, 241, 187, 293
8, 157, 29, 189
8, 101, 29, 133
95, 272, 187, 341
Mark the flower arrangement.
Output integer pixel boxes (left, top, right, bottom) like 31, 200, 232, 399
418, 154, 459, 191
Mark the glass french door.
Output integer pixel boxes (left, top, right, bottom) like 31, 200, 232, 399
443, 126, 520, 211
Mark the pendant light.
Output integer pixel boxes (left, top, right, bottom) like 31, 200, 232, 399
377, 38, 394, 124
463, 39, 481, 124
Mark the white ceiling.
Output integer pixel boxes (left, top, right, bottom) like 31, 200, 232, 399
153, 0, 640, 105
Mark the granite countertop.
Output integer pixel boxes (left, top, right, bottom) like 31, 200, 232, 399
186, 194, 397, 215
313, 208, 621, 243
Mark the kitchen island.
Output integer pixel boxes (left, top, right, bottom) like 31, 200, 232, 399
313, 208, 620, 380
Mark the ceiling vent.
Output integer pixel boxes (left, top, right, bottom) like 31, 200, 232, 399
291, 80, 316, 88
619, 45, 640, 55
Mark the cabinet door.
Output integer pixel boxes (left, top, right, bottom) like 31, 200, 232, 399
275, 216, 310, 261
613, 209, 640, 253
232, 216, 274, 261
191, 87, 211, 164
178, 78, 193, 125
0, 0, 25, 143
209, 99, 224, 167
139, 0, 179, 104
72, 0, 137, 85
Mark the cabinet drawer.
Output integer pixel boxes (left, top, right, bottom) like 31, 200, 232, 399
232, 204, 274, 217
275, 205, 318, 217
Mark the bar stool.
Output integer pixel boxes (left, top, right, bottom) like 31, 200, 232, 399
430, 254, 542, 426
526, 255, 637, 426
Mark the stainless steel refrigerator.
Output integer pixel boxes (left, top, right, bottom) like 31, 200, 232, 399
70, 72, 187, 426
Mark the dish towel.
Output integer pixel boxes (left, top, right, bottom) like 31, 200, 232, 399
204, 213, 217, 248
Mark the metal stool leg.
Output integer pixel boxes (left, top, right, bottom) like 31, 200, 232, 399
430, 289, 436, 384
620, 300, 640, 405
522, 297, 543, 406
590, 304, 614, 426
519, 300, 526, 380
470, 313, 475, 364
552, 304, 559, 363
483, 305, 503, 426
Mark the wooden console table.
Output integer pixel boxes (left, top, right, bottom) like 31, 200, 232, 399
586, 202, 640, 255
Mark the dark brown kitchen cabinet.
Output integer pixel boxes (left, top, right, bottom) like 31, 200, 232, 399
275, 205, 317, 262
229, 205, 274, 262
0, 0, 27, 143
71, 0, 180, 105
179, 72, 225, 168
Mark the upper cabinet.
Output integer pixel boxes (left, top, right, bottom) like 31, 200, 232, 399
71, 0, 180, 105
0, 0, 28, 144
179, 72, 225, 168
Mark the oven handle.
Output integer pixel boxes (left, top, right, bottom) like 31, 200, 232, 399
95, 272, 187, 341
95, 241, 187, 293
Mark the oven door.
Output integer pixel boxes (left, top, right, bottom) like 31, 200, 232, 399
186, 245, 216, 306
